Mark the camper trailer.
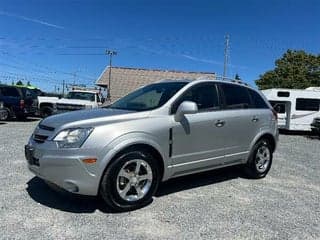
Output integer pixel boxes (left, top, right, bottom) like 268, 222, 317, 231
262, 87, 320, 131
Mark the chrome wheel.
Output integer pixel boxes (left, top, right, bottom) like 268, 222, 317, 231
255, 145, 271, 173
116, 159, 153, 202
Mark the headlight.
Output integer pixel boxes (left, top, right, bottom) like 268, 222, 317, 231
53, 128, 93, 148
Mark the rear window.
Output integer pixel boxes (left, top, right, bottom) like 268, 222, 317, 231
296, 98, 320, 111
220, 84, 251, 109
248, 89, 269, 109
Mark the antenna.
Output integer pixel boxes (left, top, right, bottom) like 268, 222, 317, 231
223, 34, 230, 79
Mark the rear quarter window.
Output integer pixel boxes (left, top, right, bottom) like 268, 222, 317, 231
248, 89, 269, 109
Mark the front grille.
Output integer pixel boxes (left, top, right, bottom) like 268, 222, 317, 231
39, 124, 55, 131
33, 134, 48, 143
56, 103, 85, 111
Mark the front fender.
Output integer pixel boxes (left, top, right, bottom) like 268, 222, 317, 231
96, 132, 170, 183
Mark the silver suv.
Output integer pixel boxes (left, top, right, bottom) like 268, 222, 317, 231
25, 79, 278, 211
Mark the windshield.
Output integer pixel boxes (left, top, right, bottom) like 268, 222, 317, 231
66, 91, 95, 101
109, 82, 187, 111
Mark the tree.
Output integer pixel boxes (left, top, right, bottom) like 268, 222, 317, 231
256, 50, 320, 89
16, 80, 23, 85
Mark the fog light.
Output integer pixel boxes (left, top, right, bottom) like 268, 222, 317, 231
63, 181, 79, 193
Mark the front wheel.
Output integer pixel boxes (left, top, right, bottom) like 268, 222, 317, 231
100, 151, 160, 212
244, 139, 273, 179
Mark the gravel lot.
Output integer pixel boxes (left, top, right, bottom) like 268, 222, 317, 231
0, 120, 319, 240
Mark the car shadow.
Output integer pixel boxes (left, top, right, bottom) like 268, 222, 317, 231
26, 177, 116, 214
279, 129, 320, 140
156, 165, 243, 197
26, 166, 245, 213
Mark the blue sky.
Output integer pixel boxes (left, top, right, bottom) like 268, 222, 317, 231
0, 0, 319, 92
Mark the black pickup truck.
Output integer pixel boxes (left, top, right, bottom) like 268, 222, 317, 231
0, 85, 38, 120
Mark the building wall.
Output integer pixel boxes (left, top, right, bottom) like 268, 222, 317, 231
96, 66, 216, 102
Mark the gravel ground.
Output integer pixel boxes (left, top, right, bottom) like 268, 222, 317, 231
0, 120, 319, 240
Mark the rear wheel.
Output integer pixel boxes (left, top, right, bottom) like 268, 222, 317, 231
100, 151, 160, 212
244, 139, 273, 179
0, 108, 10, 121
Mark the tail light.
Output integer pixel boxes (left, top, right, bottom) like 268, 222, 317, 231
271, 109, 278, 120
20, 100, 25, 109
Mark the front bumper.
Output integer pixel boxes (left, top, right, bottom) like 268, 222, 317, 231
25, 140, 101, 196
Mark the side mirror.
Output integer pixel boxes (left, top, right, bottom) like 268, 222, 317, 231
174, 101, 198, 122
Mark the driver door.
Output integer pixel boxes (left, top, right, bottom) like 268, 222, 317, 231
170, 82, 228, 174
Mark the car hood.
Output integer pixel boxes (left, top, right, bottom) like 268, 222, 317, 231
56, 98, 93, 105
41, 108, 141, 129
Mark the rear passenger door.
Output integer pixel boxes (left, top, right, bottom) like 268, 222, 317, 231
218, 83, 259, 162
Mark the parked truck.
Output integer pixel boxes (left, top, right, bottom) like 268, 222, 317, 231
38, 89, 105, 117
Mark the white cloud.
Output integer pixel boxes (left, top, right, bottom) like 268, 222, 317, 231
0, 11, 64, 29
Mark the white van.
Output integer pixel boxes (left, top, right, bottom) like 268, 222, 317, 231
262, 87, 320, 131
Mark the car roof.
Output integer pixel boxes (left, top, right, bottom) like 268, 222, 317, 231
157, 79, 254, 90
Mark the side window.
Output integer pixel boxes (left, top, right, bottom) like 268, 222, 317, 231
220, 84, 251, 109
277, 91, 290, 97
171, 83, 219, 113
248, 89, 269, 109
296, 98, 320, 111
1, 87, 20, 97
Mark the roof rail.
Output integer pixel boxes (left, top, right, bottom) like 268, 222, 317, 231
197, 75, 249, 86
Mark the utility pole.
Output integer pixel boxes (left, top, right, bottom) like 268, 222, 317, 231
62, 80, 65, 96
105, 49, 117, 101
223, 34, 230, 79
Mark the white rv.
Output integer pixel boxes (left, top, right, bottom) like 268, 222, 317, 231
262, 87, 320, 131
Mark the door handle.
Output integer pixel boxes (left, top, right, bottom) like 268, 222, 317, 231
215, 120, 225, 127
252, 116, 259, 122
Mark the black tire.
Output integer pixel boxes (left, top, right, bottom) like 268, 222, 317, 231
0, 108, 10, 121
40, 106, 53, 118
244, 138, 273, 179
100, 151, 160, 212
